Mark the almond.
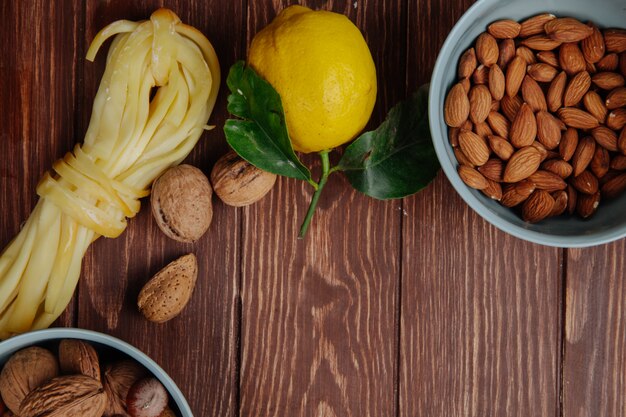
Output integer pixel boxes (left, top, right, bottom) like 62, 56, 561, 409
592, 72, 625, 90
504, 146, 542, 182
522, 190, 555, 223
472, 64, 490, 85
521, 35, 562, 51
611, 154, 626, 170
590, 146, 610, 178
586, 60, 597, 74
454, 148, 475, 167
488, 135, 514, 160
607, 109, 626, 130
488, 65, 505, 100
527, 63, 558, 82
469, 85, 492, 124
505, 56, 526, 97
582, 23, 606, 64
591, 126, 619, 151
444, 83, 470, 127
537, 51, 559, 67
529, 170, 567, 191
558, 107, 600, 129
531, 140, 549, 161
510, 103, 537, 148
542, 158, 573, 178
604, 29, 626, 53
487, 111, 510, 138
596, 53, 618, 71
490, 100, 500, 112
501, 180, 536, 207
498, 39, 516, 68
519, 13, 556, 38
583, 90, 608, 123
458, 165, 489, 190
559, 128, 579, 161
550, 190, 568, 216
138, 253, 198, 323
481, 179, 503, 200
559, 43, 586, 75
620, 52, 626, 77
478, 158, 504, 181
572, 136, 596, 176
571, 170, 599, 194
488, 19, 521, 39
544, 18, 593, 43
619, 127, 626, 154
577, 191, 601, 218
547, 71, 567, 113
567, 184, 578, 214
458, 48, 477, 79
600, 170, 623, 185
601, 173, 626, 198
521, 75, 547, 112
563, 71, 591, 107
460, 78, 471, 93
459, 129, 490, 166
476, 32, 499, 66
536, 110, 563, 150
516, 46, 537, 64
474, 121, 493, 138
606, 87, 626, 110
501, 94, 523, 121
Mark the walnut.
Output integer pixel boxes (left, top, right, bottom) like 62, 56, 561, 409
19, 375, 106, 417
211, 151, 277, 206
0, 346, 59, 414
58, 339, 100, 380
102, 360, 147, 417
150, 164, 213, 243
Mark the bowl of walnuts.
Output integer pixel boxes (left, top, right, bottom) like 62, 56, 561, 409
430, 0, 626, 247
0, 328, 192, 417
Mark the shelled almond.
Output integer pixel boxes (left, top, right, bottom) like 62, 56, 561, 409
446, 14, 626, 222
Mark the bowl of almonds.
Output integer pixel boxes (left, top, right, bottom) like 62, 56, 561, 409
0, 328, 192, 417
430, 0, 626, 247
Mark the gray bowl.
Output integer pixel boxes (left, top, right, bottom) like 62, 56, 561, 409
429, 0, 626, 247
0, 328, 193, 417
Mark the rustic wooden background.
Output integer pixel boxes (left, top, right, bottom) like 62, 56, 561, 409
1, 0, 625, 416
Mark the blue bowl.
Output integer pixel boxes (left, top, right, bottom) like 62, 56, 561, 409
0, 328, 193, 417
429, 0, 626, 247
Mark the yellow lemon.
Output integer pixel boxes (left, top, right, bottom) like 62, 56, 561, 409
248, 5, 377, 153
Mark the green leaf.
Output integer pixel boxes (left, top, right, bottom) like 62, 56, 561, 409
336, 84, 440, 200
223, 61, 312, 182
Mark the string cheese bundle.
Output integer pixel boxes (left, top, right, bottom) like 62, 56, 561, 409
0, 8, 220, 338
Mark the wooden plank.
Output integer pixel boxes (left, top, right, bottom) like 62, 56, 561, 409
400, 1, 563, 416
563, 242, 626, 417
239, 1, 406, 416
0, 1, 82, 327
75, 1, 245, 415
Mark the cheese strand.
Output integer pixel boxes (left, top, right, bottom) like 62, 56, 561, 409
0, 8, 220, 337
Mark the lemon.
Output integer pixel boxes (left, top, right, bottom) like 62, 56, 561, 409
248, 5, 377, 153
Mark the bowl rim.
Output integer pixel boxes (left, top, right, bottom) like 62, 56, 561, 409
0, 328, 193, 417
428, 0, 626, 248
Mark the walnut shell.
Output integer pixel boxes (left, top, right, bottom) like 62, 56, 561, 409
0, 346, 59, 414
58, 339, 100, 380
138, 253, 198, 323
211, 151, 277, 207
151, 164, 213, 243
20, 375, 106, 417
102, 360, 147, 417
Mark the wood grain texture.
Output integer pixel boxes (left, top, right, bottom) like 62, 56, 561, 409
563, 242, 626, 417
74, 1, 245, 416
0, 0, 82, 327
401, 1, 563, 416
239, 1, 405, 416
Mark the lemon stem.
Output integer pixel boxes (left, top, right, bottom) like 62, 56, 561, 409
298, 150, 331, 238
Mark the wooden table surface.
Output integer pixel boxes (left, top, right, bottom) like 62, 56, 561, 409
1, 1, 625, 416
